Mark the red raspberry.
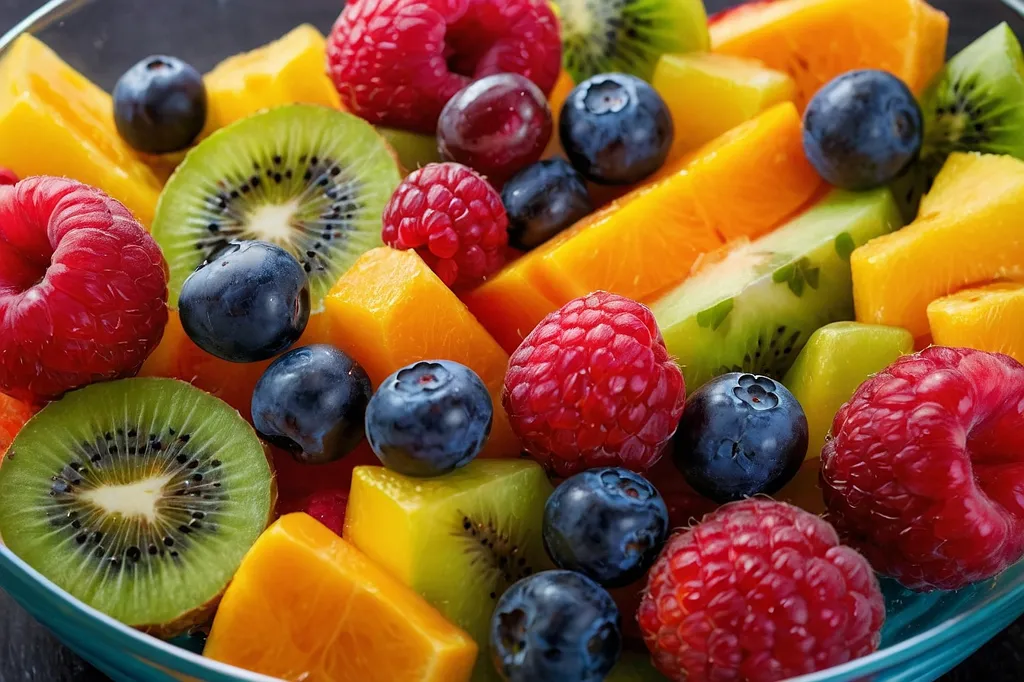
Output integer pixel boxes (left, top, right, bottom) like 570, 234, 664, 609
292, 489, 349, 537
639, 499, 885, 682
0, 168, 18, 186
0, 177, 168, 402
382, 162, 508, 288
821, 347, 1024, 591
326, 0, 562, 134
503, 292, 686, 476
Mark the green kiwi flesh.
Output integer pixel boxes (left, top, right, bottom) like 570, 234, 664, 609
651, 188, 902, 391
0, 378, 274, 637
153, 105, 402, 309
555, 0, 710, 84
893, 22, 1024, 220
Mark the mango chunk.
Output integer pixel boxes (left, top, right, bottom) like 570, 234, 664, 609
928, 282, 1024, 364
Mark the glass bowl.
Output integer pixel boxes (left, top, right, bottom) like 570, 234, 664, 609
2, 1, 1024, 681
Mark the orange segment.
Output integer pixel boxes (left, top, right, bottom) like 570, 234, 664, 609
0, 393, 34, 462
323, 248, 519, 457
710, 0, 949, 109
465, 103, 822, 353
204, 513, 477, 682
927, 282, 1024, 364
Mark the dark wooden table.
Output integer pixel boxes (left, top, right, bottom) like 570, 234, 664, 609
1, 0, 1023, 680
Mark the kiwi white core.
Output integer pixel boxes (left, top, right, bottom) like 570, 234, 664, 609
79, 474, 176, 524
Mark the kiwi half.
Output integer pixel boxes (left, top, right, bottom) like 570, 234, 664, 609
152, 104, 402, 309
555, 0, 710, 84
0, 378, 274, 638
652, 188, 902, 391
893, 22, 1024, 220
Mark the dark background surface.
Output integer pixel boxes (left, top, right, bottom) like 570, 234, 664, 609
0, 0, 1023, 680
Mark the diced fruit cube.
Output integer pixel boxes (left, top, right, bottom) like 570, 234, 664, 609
204, 513, 477, 682
710, 0, 949, 109
652, 52, 796, 164
323, 248, 519, 457
783, 322, 914, 460
853, 153, 1024, 339
652, 188, 902, 392
344, 460, 553, 682
0, 392, 33, 462
378, 126, 442, 173
928, 282, 1024, 364
465, 103, 822, 354
204, 24, 341, 129
0, 35, 162, 225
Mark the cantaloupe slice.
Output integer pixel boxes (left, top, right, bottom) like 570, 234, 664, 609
710, 0, 949, 109
852, 153, 1024, 339
928, 282, 1024, 364
465, 102, 822, 354
323, 248, 519, 457
0, 35, 162, 226
204, 513, 477, 682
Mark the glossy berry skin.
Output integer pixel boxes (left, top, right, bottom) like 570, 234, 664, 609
438, 74, 553, 186
673, 373, 807, 503
821, 347, 1024, 592
491, 570, 621, 682
366, 360, 493, 477
639, 499, 885, 682
327, 0, 561, 134
113, 55, 207, 154
178, 240, 309, 363
252, 345, 372, 465
0, 177, 168, 402
502, 159, 593, 250
560, 73, 674, 185
803, 69, 923, 190
504, 292, 686, 477
0, 168, 17, 186
543, 468, 669, 588
382, 163, 508, 288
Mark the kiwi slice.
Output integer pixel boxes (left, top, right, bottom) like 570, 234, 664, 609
153, 105, 402, 308
651, 188, 902, 391
345, 460, 554, 682
555, 0, 710, 84
0, 378, 274, 638
893, 22, 1024, 220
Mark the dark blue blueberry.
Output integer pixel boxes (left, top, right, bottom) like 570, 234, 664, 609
543, 468, 668, 588
803, 69, 923, 190
490, 570, 621, 682
113, 55, 207, 154
673, 373, 808, 503
560, 73, 673, 186
501, 159, 594, 250
252, 345, 372, 464
365, 360, 492, 477
179, 240, 309, 363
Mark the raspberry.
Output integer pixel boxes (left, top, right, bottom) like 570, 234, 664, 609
326, 0, 561, 133
0, 177, 168, 402
285, 489, 349, 537
639, 499, 885, 682
503, 292, 686, 476
0, 168, 17, 186
382, 163, 508, 288
821, 347, 1024, 591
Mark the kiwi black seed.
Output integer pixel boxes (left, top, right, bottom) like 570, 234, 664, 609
152, 105, 402, 309
555, 0, 710, 84
457, 511, 538, 601
892, 23, 1024, 220
0, 378, 274, 638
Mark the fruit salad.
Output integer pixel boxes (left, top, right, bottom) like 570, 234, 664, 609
0, 1, 1022, 681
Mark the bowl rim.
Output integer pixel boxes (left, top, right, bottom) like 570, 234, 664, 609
2, 0, 1024, 681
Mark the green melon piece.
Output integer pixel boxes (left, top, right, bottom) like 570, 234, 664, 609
377, 126, 443, 173
651, 188, 903, 391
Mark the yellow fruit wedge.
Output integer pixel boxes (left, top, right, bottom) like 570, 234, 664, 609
928, 282, 1024, 363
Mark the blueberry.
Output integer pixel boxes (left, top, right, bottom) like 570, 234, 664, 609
252, 345, 372, 464
673, 373, 808, 503
501, 160, 594, 250
560, 73, 673, 186
490, 570, 621, 682
113, 56, 207, 154
365, 360, 492, 477
803, 69, 923, 190
543, 468, 668, 588
179, 240, 309, 363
